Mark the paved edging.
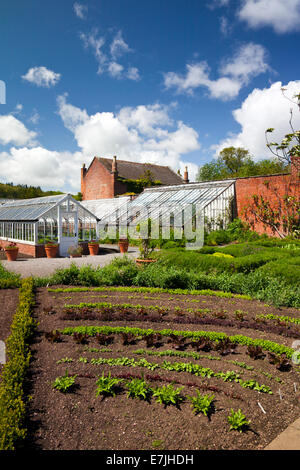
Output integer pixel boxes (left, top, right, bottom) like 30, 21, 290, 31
264, 417, 300, 450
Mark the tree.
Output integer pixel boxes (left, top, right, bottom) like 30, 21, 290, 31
196, 147, 286, 182
219, 147, 251, 174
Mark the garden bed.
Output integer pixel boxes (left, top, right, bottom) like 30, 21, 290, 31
0, 289, 20, 341
22, 286, 300, 450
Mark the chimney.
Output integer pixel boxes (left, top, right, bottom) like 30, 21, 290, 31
112, 155, 118, 174
81, 163, 87, 199
184, 166, 189, 184
291, 154, 300, 182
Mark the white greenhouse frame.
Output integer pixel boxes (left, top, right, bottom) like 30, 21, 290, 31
0, 194, 99, 257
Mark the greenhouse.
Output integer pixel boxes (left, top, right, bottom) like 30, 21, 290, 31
98, 179, 236, 237
0, 194, 98, 257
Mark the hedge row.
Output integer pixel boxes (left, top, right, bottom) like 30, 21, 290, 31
0, 278, 36, 450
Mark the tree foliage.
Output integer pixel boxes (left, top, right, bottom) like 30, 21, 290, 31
196, 147, 286, 182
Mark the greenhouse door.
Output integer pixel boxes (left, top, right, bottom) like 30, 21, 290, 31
59, 211, 78, 257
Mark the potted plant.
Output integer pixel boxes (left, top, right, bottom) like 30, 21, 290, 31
118, 237, 129, 254
135, 219, 157, 266
88, 240, 99, 256
4, 242, 19, 262
44, 241, 58, 258
67, 245, 83, 258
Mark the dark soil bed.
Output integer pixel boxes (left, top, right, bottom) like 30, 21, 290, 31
0, 288, 20, 377
24, 287, 300, 450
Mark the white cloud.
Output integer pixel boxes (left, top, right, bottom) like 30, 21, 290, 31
0, 96, 201, 191
238, 0, 300, 34
22, 66, 61, 87
0, 146, 83, 190
126, 67, 140, 81
110, 31, 131, 59
0, 115, 37, 146
57, 95, 200, 181
28, 109, 40, 125
79, 29, 139, 81
57, 94, 88, 132
79, 31, 107, 75
164, 42, 270, 101
73, 2, 88, 20
220, 16, 231, 35
108, 62, 124, 79
220, 43, 270, 79
212, 80, 300, 159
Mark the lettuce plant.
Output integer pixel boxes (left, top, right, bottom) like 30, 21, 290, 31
152, 384, 184, 407
52, 370, 77, 393
228, 409, 250, 433
187, 392, 215, 417
95, 372, 123, 397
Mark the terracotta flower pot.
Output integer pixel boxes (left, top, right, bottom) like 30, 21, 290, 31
45, 245, 58, 258
119, 239, 129, 253
88, 243, 99, 256
5, 248, 19, 262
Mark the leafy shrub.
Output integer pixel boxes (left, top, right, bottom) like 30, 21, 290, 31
0, 278, 36, 450
257, 260, 300, 286
205, 229, 231, 246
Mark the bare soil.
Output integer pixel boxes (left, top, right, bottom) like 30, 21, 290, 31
0, 288, 20, 377
21, 287, 300, 450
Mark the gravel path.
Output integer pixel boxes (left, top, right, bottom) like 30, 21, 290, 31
1, 245, 139, 279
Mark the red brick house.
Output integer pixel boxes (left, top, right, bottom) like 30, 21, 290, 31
81, 156, 187, 200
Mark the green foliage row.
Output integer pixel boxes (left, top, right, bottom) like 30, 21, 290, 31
0, 278, 36, 450
60, 325, 295, 358
48, 284, 251, 300
79, 355, 272, 393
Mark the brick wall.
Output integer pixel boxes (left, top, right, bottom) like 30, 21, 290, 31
81, 158, 115, 200
0, 240, 47, 258
236, 172, 299, 236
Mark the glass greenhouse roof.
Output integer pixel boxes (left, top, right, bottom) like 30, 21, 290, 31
81, 196, 130, 220
0, 194, 98, 222
100, 180, 235, 226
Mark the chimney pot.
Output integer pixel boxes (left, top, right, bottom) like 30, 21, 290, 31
184, 165, 189, 183
112, 155, 117, 173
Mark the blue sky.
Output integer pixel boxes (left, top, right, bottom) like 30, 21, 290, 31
0, 0, 300, 192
